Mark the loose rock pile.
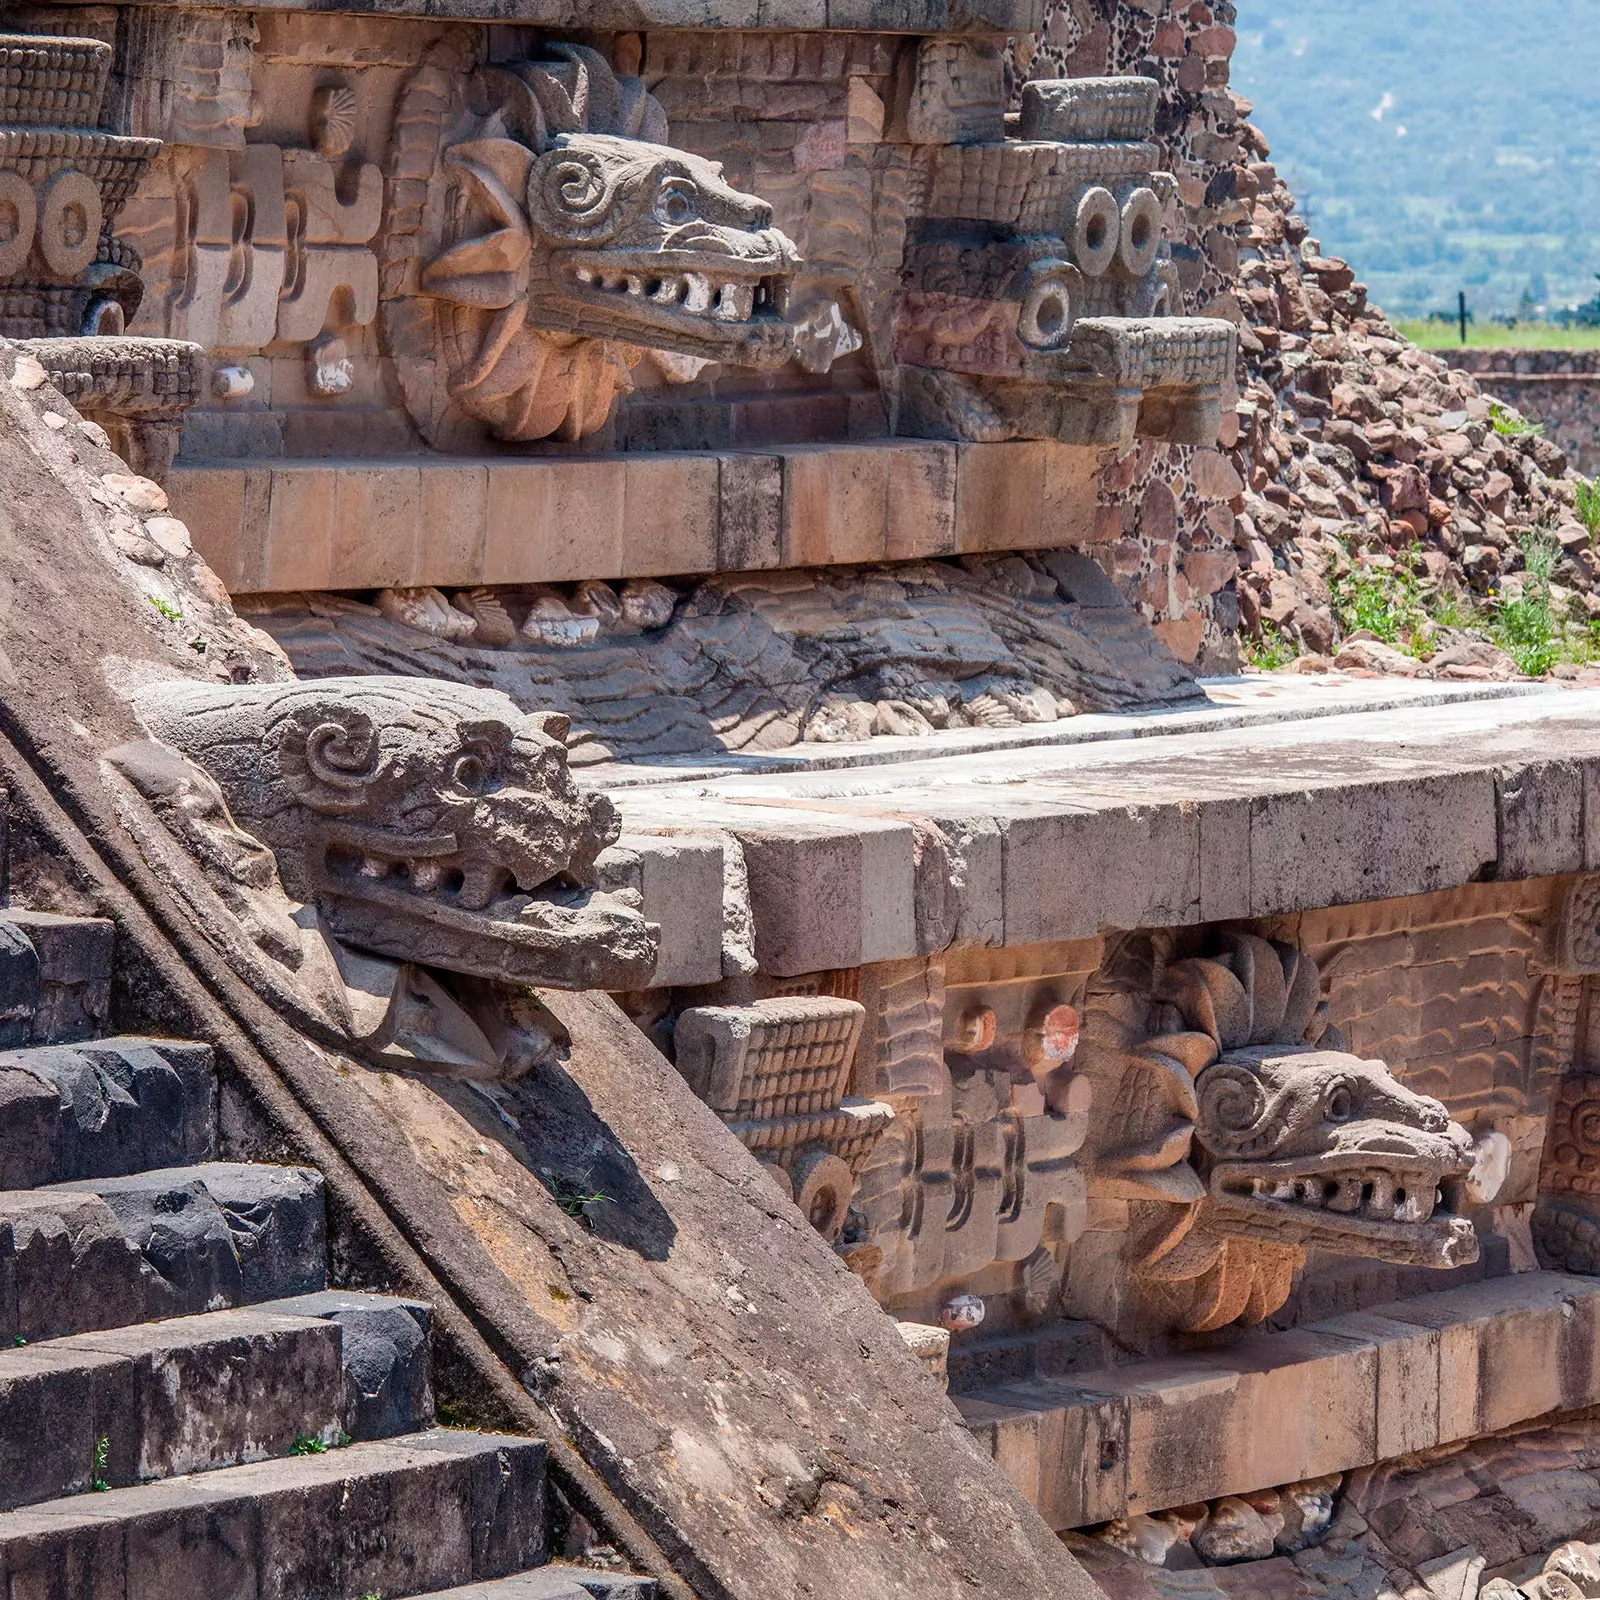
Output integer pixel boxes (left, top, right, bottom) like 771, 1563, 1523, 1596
1221, 97, 1597, 677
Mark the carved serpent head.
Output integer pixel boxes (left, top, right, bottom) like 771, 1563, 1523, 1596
1160, 936, 1478, 1271
130, 675, 656, 990
400, 44, 798, 443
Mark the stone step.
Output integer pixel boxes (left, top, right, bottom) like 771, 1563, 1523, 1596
425, 1569, 655, 1598
0, 1429, 547, 1598
259, 1290, 433, 1441
0, 1293, 435, 1508
0, 910, 113, 1048
0, 1038, 215, 1188
0, 1307, 344, 1510
1, 1163, 324, 1342
957, 1270, 1600, 1533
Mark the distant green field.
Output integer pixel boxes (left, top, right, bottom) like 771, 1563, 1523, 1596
1394, 319, 1600, 351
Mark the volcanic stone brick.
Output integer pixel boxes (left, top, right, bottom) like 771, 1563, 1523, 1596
0, 1191, 157, 1342
53, 1173, 245, 1316
145, 1163, 327, 1301
0, 1433, 548, 1599
0, 922, 38, 1048
0, 1066, 60, 1188
0, 912, 113, 1044
266, 1290, 433, 1440
4, 1039, 215, 1181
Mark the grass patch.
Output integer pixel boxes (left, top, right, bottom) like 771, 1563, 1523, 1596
1329, 543, 1433, 655
539, 1167, 612, 1229
1575, 477, 1600, 542
1395, 319, 1600, 351
90, 1436, 110, 1493
1241, 624, 1297, 670
1489, 400, 1543, 439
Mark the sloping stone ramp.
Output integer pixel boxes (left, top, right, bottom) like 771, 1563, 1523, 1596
0, 903, 651, 1599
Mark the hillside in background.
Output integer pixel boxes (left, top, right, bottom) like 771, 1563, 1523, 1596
1232, 0, 1600, 322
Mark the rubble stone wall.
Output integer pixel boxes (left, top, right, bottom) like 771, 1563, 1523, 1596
1448, 348, 1600, 475
1016, 0, 1251, 669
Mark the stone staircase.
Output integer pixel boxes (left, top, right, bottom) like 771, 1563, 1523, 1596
0, 900, 653, 1599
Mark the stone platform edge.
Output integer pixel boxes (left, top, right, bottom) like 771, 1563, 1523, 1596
168, 439, 1105, 595
81, 0, 1038, 28
603, 720, 1600, 982
958, 1270, 1600, 1532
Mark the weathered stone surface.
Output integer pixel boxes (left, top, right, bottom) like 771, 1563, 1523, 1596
0, 1432, 548, 1598
958, 1271, 1600, 1530
53, 1172, 246, 1314
15, 1308, 344, 1498
129, 1162, 327, 1301
130, 675, 657, 992
0, 1039, 216, 1181
266, 1290, 433, 1441
325, 989, 1090, 1599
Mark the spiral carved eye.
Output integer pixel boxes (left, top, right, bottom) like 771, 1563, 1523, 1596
654, 177, 697, 227
529, 147, 619, 242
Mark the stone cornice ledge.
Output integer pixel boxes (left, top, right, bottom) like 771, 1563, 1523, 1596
89, 0, 1042, 33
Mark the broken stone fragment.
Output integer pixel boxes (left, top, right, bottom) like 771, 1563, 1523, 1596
100, 471, 169, 516
803, 698, 874, 742
377, 586, 478, 642
520, 590, 601, 646
1193, 1496, 1277, 1564
455, 588, 517, 646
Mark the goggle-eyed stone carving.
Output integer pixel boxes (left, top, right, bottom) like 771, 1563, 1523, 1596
896, 70, 1236, 447
382, 40, 805, 448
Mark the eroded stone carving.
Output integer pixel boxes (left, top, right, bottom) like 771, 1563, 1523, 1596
674, 996, 893, 1241
254, 552, 1201, 767
0, 31, 160, 339
896, 76, 1235, 447
126, 674, 657, 996
381, 41, 802, 447
1073, 934, 1479, 1336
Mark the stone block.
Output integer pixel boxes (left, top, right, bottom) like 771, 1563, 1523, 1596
170, 464, 247, 590
0, 1343, 132, 1508
0, 1067, 59, 1187
781, 445, 889, 566
0, 1433, 546, 1599
1312, 1309, 1440, 1460
151, 1163, 327, 1301
736, 816, 917, 976
1495, 759, 1585, 880
0, 911, 112, 1044
1000, 799, 1200, 945
0, 923, 38, 1049
3, 1038, 215, 1180
1247, 772, 1497, 917
53, 1308, 345, 1486
955, 441, 1046, 553
622, 453, 719, 576
260, 464, 337, 591
716, 452, 783, 570
266, 1290, 434, 1441
1197, 796, 1252, 922
1371, 1272, 1600, 1439
53, 1172, 245, 1318
886, 443, 957, 559
417, 462, 490, 588
598, 835, 724, 988
332, 464, 421, 589
0, 1191, 166, 1342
